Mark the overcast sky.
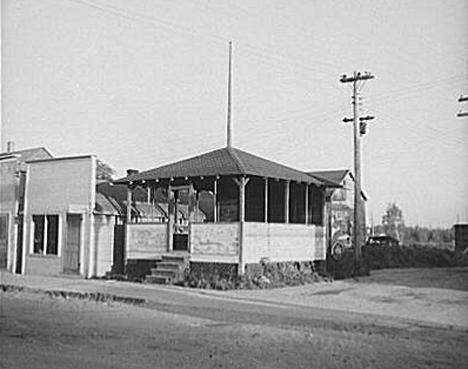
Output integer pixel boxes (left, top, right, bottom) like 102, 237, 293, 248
1, 0, 467, 227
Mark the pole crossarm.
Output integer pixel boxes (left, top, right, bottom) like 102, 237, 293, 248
340, 72, 375, 84
359, 115, 375, 122
457, 94, 468, 118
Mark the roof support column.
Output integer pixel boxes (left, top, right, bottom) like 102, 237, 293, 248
188, 183, 195, 254
239, 176, 247, 275
167, 185, 174, 252
305, 184, 309, 225
174, 189, 179, 227
233, 176, 249, 275
151, 183, 156, 222
126, 184, 132, 224
264, 178, 268, 223
284, 180, 290, 224
238, 177, 248, 222
232, 176, 250, 222
188, 183, 195, 224
124, 184, 133, 274
213, 177, 218, 223
145, 182, 153, 222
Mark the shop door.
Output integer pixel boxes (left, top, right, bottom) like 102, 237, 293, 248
64, 214, 81, 273
0, 215, 8, 269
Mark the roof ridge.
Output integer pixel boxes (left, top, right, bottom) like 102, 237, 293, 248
233, 147, 324, 184
226, 146, 248, 175
0, 146, 51, 155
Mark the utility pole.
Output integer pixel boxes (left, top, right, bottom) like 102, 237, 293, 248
458, 95, 468, 118
458, 94, 468, 225
340, 71, 375, 263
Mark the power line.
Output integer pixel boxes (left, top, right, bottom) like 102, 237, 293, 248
65, 0, 342, 82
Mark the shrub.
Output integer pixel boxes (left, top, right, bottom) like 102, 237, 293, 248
179, 260, 327, 290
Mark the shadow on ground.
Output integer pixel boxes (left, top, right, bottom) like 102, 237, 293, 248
355, 267, 468, 291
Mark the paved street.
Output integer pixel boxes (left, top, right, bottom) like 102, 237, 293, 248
1, 268, 468, 368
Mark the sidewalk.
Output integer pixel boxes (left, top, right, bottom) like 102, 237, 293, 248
220, 278, 468, 329
2, 269, 468, 329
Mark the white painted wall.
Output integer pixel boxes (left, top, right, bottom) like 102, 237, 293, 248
190, 223, 239, 263
243, 222, 326, 264
26, 157, 94, 214
94, 214, 115, 276
0, 158, 19, 272
126, 223, 167, 259
23, 156, 96, 277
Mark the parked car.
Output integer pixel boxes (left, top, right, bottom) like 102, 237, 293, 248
366, 235, 399, 247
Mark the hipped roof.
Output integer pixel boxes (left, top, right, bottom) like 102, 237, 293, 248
116, 146, 324, 185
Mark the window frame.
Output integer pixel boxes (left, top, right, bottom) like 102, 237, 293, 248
31, 214, 61, 256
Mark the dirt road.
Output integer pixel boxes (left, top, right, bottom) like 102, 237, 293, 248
1, 285, 467, 368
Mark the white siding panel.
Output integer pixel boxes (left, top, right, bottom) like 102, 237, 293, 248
190, 223, 239, 263
94, 215, 115, 276
243, 222, 326, 263
127, 223, 167, 259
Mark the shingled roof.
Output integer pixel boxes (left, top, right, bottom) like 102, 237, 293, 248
308, 169, 368, 200
0, 147, 53, 162
117, 147, 324, 185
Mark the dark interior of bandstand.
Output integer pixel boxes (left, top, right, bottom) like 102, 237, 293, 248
125, 174, 325, 251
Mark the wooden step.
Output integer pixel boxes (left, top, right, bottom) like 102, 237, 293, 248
161, 253, 190, 264
144, 252, 190, 285
150, 268, 177, 278
145, 275, 172, 284
154, 262, 184, 271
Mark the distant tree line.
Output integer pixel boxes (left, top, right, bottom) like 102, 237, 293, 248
374, 202, 453, 245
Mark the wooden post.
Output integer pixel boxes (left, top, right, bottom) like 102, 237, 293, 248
213, 178, 218, 222
125, 184, 133, 274
239, 178, 246, 222
174, 190, 179, 227
126, 185, 132, 224
284, 181, 290, 223
151, 184, 156, 222
188, 183, 195, 254
167, 186, 174, 252
233, 176, 250, 276
146, 184, 152, 222
325, 194, 333, 257
264, 178, 268, 223
305, 183, 309, 225
238, 177, 246, 275
188, 184, 195, 223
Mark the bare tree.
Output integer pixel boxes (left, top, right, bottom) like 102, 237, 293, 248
382, 202, 405, 241
96, 159, 116, 181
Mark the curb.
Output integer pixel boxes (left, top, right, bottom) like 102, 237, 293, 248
0, 284, 147, 306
